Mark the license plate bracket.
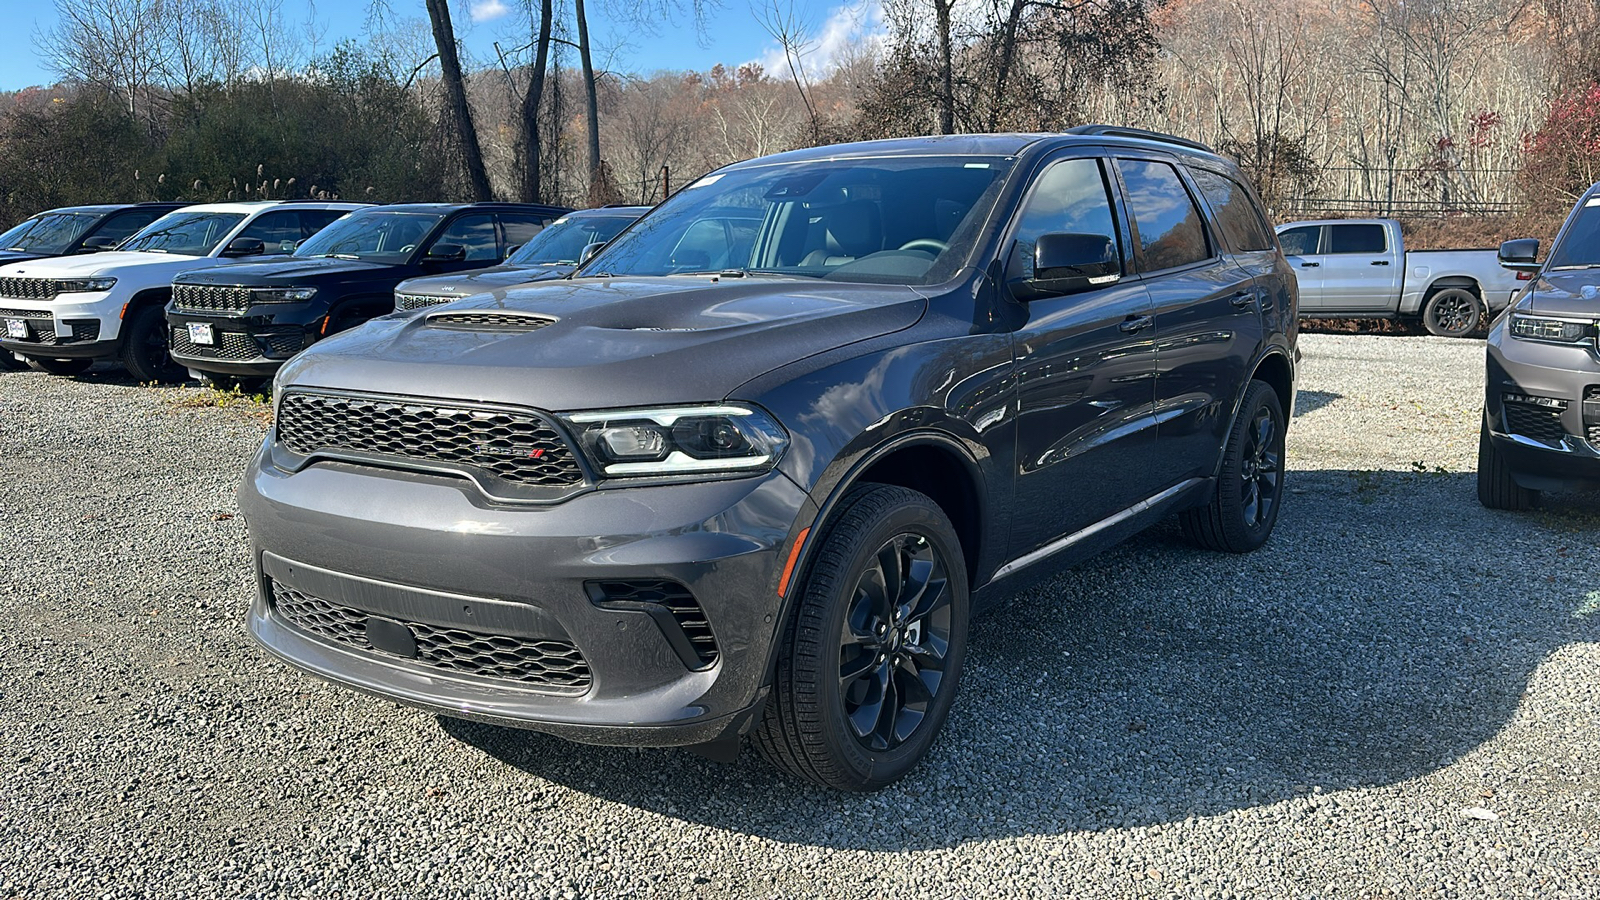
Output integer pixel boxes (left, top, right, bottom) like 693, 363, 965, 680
187, 322, 216, 346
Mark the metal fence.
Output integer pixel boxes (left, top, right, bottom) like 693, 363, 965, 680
1276, 166, 1520, 219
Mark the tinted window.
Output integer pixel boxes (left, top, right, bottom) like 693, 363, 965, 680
1547, 202, 1600, 269
93, 209, 165, 246
1011, 158, 1121, 281
1115, 159, 1210, 270
121, 212, 248, 255
300, 209, 351, 234
433, 214, 499, 260
581, 155, 1015, 285
1277, 226, 1320, 256
1189, 169, 1275, 252
1328, 223, 1387, 254
296, 210, 446, 264
0, 213, 99, 253
500, 214, 554, 252
236, 211, 306, 254
508, 214, 640, 266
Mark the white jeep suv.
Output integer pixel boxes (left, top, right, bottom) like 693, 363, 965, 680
0, 200, 365, 380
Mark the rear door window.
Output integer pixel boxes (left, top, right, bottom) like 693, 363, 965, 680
1189, 169, 1275, 253
1328, 223, 1387, 254
237, 211, 308, 254
1115, 159, 1211, 271
92, 209, 165, 246
500, 214, 556, 254
1276, 225, 1321, 256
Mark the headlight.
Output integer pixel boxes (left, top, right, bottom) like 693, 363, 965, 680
54, 277, 116, 293
1509, 314, 1591, 343
562, 404, 788, 477
253, 287, 317, 303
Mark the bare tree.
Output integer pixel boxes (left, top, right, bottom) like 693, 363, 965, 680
423, 0, 493, 201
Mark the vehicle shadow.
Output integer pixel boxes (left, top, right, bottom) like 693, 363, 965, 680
1291, 389, 1341, 417
439, 469, 1598, 851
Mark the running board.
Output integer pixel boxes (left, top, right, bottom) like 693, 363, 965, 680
992, 477, 1207, 580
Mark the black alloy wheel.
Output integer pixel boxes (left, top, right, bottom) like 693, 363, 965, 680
120, 304, 186, 383
1180, 379, 1286, 553
754, 483, 969, 791
838, 532, 955, 753
1423, 288, 1481, 337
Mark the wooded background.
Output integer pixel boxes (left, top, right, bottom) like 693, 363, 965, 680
4, 0, 1598, 245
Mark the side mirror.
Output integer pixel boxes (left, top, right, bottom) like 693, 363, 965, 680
578, 242, 605, 266
221, 237, 265, 258
78, 235, 119, 253
1498, 238, 1540, 271
425, 243, 466, 263
1010, 232, 1120, 299
504, 244, 521, 258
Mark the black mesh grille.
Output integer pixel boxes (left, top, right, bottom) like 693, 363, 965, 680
426, 312, 555, 332
1585, 387, 1600, 446
1504, 402, 1567, 443
269, 581, 591, 692
170, 327, 261, 360
59, 321, 99, 343
172, 284, 254, 313
263, 332, 304, 354
590, 579, 718, 668
275, 391, 584, 487
0, 307, 51, 319
0, 278, 57, 301
3, 320, 57, 344
396, 292, 452, 311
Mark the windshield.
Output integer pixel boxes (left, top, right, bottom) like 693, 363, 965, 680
295, 210, 445, 263
120, 212, 247, 255
507, 214, 639, 266
578, 155, 1016, 285
0, 213, 99, 253
1547, 201, 1600, 269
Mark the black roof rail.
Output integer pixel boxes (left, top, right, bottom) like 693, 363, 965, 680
1065, 125, 1214, 154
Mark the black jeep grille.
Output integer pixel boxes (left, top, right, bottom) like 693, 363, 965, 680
426, 312, 555, 332
171, 327, 261, 360
269, 581, 592, 692
0, 319, 94, 345
172, 284, 254, 313
275, 391, 584, 487
1503, 401, 1567, 443
0, 278, 57, 301
395, 292, 452, 311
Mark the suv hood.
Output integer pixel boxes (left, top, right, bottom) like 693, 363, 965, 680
1521, 271, 1600, 318
396, 265, 571, 299
0, 250, 206, 279
176, 256, 396, 286
280, 276, 927, 411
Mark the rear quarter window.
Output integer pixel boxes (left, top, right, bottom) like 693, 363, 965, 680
1188, 168, 1276, 253
1328, 223, 1387, 254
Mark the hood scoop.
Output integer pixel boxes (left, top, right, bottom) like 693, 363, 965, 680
425, 310, 556, 333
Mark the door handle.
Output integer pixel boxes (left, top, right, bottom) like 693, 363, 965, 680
1229, 291, 1256, 308
1370, 260, 1390, 266
1298, 261, 1319, 268
1118, 315, 1153, 334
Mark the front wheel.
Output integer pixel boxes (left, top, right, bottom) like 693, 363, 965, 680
1422, 288, 1481, 337
1477, 417, 1537, 510
753, 484, 969, 791
119, 304, 186, 383
0, 351, 26, 371
1180, 379, 1286, 553
25, 356, 93, 376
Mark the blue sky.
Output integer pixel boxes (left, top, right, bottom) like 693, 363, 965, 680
0, 0, 880, 91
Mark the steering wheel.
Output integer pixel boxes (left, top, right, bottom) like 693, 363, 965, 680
898, 238, 948, 254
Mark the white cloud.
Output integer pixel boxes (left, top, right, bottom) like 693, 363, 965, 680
469, 0, 512, 24
753, 1, 886, 82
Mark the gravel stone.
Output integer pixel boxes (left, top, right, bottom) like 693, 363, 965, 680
1, 335, 1598, 898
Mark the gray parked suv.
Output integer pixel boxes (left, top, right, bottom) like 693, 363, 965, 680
241, 128, 1298, 789
1478, 190, 1600, 508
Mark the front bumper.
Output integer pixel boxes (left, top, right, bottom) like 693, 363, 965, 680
240, 442, 814, 746
1484, 329, 1600, 492
1, 293, 122, 358
166, 305, 320, 376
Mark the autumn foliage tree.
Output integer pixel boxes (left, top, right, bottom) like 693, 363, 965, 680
1520, 83, 1600, 213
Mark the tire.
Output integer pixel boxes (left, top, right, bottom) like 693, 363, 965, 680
205, 373, 267, 393
1180, 380, 1287, 553
119, 304, 185, 383
25, 357, 93, 376
753, 483, 969, 791
1422, 288, 1481, 337
1477, 416, 1537, 510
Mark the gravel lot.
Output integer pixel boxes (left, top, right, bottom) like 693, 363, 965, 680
2, 333, 1598, 899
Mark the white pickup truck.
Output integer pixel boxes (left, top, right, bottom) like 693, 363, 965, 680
1275, 218, 1526, 337
0, 200, 365, 380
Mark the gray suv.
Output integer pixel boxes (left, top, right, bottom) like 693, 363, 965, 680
241, 129, 1298, 790
1479, 192, 1600, 508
